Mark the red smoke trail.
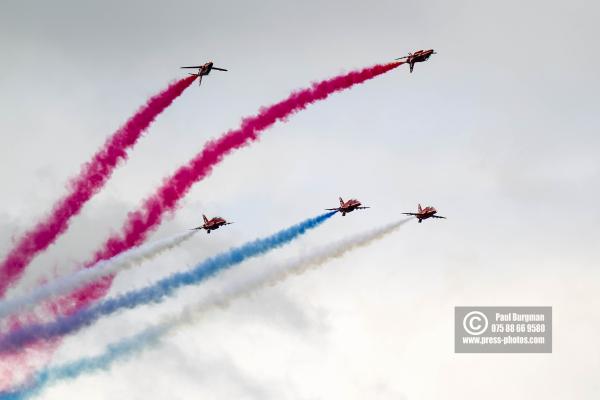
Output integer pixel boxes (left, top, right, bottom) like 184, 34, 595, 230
54, 61, 403, 314
0, 75, 197, 297
0, 340, 55, 390
0, 62, 401, 387
0, 305, 58, 389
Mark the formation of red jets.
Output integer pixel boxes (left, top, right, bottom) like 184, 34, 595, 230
181, 49, 436, 86
186, 50, 441, 233
194, 199, 444, 234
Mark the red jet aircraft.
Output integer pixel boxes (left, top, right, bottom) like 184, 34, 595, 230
402, 204, 446, 223
326, 197, 370, 216
395, 49, 436, 73
181, 61, 228, 85
192, 214, 233, 234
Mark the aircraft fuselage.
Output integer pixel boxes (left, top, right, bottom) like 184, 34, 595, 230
200, 62, 214, 76
339, 201, 362, 216
416, 210, 437, 222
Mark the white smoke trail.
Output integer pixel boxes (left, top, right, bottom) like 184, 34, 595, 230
125, 217, 410, 354
120, 218, 410, 350
0, 219, 410, 398
0, 230, 197, 320
171, 218, 410, 326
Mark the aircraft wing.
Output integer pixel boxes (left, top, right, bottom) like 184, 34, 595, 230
432, 215, 446, 219
191, 226, 204, 230
356, 206, 370, 209
224, 222, 234, 225
325, 208, 340, 211
181, 66, 203, 69
395, 56, 409, 60
212, 67, 228, 71
402, 213, 419, 216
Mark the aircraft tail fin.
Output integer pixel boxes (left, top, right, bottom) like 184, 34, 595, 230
339, 197, 344, 206
418, 204, 422, 213
203, 214, 209, 224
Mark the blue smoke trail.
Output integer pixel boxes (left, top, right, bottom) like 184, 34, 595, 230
0, 327, 166, 400
0, 212, 335, 354
0, 217, 406, 400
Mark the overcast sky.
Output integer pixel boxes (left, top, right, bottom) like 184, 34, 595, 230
1, 0, 599, 398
